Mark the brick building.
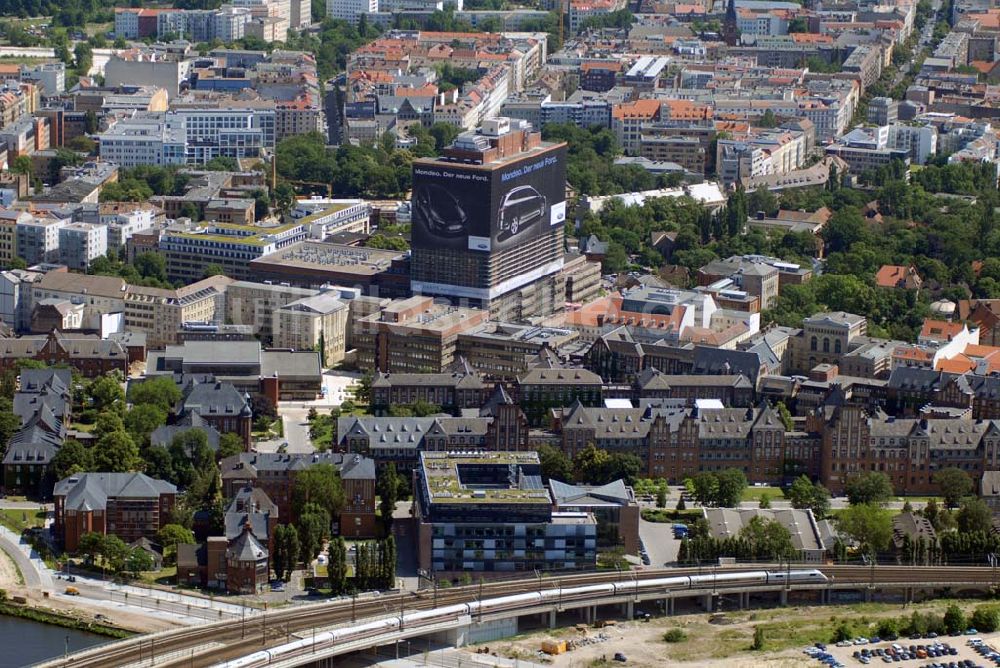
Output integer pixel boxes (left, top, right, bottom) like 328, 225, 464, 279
54, 472, 177, 552
0, 331, 130, 378
219, 452, 376, 537
370, 358, 488, 416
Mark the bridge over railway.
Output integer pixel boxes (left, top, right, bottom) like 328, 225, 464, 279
36, 565, 1000, 668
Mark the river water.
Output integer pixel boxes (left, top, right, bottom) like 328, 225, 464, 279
0, 616, 105, 668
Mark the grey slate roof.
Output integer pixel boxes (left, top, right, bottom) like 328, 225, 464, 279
702, 507, 825, 553
692, 345, 767, 382
54, 472, 177, 511
181, 380, 251, 418
220, 452, 376, 481
150, 413, 221, 450
550, 479, 633, 506
518, 367, 603, 385
892, 512, 937, 549
336, 416, 490, 450
226, 526, 268, 562
225, 511, 270, 542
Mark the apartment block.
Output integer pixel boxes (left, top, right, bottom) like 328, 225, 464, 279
58, 223, 108, 271
124, 276, 233, 349
226, 280, 318, 344
272, 292, 349, 367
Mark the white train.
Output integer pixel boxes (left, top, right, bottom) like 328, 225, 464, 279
218, 569, 826, 668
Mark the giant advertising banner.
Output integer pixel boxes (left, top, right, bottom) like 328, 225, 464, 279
411, 144, 567, 253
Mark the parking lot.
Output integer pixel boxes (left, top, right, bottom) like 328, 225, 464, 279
805, 635, 1000, 668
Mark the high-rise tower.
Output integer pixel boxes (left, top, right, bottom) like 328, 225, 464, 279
409, 118, 568, 320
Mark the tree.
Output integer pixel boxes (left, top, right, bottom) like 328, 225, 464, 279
298, 504, 330, 565
274, 182, 296, 214
845, 471, 894, 506
0, 400, 20, 460
934, 467, 973, 508
51, 439, 93, 480
272, 525, 289, 581
329, 536, 348, 594
157, 524, 195, 565
77, 532, 105, 564
957, 496, 993, 534
752, 626, 765, 650
835, 503, 893, 557
93, 430, 141, 473
377, 463, 401, 536
715, 468, 748, 508
691, 472, 719, 506
217, 433, 244, 459
127, 375, 182, 411
573, 443, 610, 484
785, 475, 831, 519
676, 496, 687, 511
758, 493, 771, 509
537, 444, 574, 482
656, 487, 667, 509
125, 547, 154, 579
283, 525, 300, 580
972, 606, 1000, 633
10, 155, 30, 176
202, 263, 225, 278
759, 109, 777, 128
101, 535, 130, 575
748, 185, 779, 217
124, 403, 167, 448
87, 374, 124, 412
292, 463, 345, 520
739, 515, 795, 561
944, 604, 966, 635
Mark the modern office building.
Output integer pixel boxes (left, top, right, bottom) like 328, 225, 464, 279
98, 108, 276, 167
354, 295, 489, 373
409, 117, 568, 320
158, 221, 307, 282
414, 451, 597, 575
327, 0, 377, 23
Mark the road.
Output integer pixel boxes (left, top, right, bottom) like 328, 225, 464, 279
0, 525, 51, 590
258, 370, 362, 453
638, 515, 678, 568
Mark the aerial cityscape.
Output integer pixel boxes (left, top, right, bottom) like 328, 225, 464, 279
0, 0, 998, 665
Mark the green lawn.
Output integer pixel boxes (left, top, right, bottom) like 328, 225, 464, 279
894, 496, 942, 504
741, 486, 782, 502
0, 508, 46, 534
140, 564, 176, 586
641, 509, 701, 524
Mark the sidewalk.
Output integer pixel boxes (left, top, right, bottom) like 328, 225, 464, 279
67, 572, 260, 619
0, 525, 53, 590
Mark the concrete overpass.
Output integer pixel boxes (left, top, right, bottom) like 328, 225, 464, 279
35, 565, 1000, 668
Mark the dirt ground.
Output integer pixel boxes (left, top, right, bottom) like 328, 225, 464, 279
0, 545, 23, 590
465, 599, 1000, 668
39, 595, 187, 633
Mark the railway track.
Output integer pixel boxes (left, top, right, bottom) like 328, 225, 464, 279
42, 564, 1000, 668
